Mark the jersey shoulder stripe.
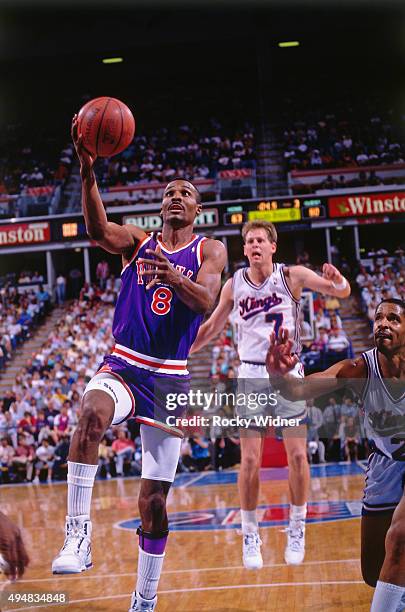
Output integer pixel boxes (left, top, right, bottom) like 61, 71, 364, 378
279, 265, 300, 304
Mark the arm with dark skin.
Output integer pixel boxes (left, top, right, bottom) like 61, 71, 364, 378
71, 114, 146, 256
266, 328, 366, 401
138, 239, 227, 314
0, 511, 29, 580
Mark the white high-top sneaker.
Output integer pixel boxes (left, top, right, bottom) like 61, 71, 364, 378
242, 532, 263, 570
52, 515, 92, 574
284, 518, 306, 565
128, 592, 157, 611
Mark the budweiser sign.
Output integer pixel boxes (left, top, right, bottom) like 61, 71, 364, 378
0, 222, 50, 247
124, 209, 218, 230
328, 191, 405, 218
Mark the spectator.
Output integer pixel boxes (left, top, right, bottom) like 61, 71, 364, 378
326, 329, 350, 355
213, 430, 240, 471
189, 435, 211, 471
340, 416, 360, 462
98, 437, 114, 479
33, 438, 54, 484
322, 397, 343, 461
12, 434, 35, 482
96, 260, 110, 290
306, 400, 325, 464
53, 434, 70, 480
0, 437, 15, 482
55, 274, 66, 305
36, 285, 51, 313
341, 396, 357, 420
328, 311, 343, 330
53, 404, 71, 439
111, 429, 135, 476
314, 308, 330, 333
18, 410, 37, 437
324, 295, 341, 311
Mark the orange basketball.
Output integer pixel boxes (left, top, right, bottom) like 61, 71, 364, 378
77, 97, 135, 158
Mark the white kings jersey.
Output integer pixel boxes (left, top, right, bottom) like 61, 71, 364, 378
232, 264, 301, 363
362, 348, 405, 460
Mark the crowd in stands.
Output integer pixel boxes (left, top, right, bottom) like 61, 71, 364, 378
0, 125, 74, 196
282, 103, 404, 174
291, 169, 402, 195
0, 285, 125, 484
355, 246, 405, 334
96, 120, 256, 189
0, 282, 51, 371
299, 292, 353, 373
306, 395, 367, 464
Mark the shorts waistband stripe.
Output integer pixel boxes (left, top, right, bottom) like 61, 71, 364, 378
241, 360, 266, 366
114, 344, 187, 366
136, 416, 184, 438
112, 345, 188, 374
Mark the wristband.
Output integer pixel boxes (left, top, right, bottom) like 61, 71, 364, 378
331, 277, 347, 291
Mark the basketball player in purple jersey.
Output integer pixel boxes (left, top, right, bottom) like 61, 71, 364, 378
52, 116, 226, 612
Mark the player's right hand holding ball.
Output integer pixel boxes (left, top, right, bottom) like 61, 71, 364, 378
71, 114, 97, 176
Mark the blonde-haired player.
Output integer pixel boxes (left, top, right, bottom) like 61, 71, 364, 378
191, 220, 350, 568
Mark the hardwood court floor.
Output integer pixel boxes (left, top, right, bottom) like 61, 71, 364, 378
0, 463, 375, 611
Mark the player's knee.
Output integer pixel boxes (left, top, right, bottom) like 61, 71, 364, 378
138, 491, 167, 527
288, 448, 308, 472
78, 397, 111, 444
385, 521, 405, 561
241, 451, 261, 473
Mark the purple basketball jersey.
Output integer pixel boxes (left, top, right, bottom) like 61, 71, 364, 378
112, 232, 207, 374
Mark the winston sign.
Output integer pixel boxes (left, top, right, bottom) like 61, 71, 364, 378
0, 222, 50, 247
328, 191, 405, 218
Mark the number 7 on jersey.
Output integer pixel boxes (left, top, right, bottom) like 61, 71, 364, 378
265, 313, 283, 336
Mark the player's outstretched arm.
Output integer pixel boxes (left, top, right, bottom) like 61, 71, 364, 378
266, 328, 365, 401
140, 239, 227, 314
190, 277, 234, 353
286, 263, 351, 300
72, 114, 147, 255
0, 511, 29, 580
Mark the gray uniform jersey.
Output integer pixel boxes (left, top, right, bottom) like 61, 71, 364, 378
362, 347, 405, 460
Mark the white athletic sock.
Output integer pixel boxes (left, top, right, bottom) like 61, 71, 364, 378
67, 461, 98, 518
290, 503, 307, 521
241, 509, 258, 535
136, 548, 165, 600
371, 581, 405, 612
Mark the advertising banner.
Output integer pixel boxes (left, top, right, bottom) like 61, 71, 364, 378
0, 222, 51, 246
328, 191, 405, 218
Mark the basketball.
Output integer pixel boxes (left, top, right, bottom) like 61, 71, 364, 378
77, 96, 135, 158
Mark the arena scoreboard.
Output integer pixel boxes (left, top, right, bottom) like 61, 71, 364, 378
223, 211, 248, 225
49, 196, 328, 246
223, 196, 326, 226
54, 220, 89, 241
